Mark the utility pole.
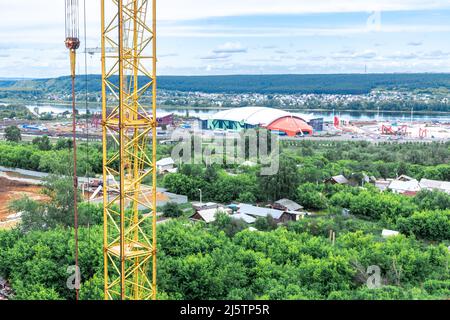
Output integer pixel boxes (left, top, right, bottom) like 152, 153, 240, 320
198, 189, 203, 204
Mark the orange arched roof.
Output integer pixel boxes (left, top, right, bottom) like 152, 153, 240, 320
266, 116, 313, 137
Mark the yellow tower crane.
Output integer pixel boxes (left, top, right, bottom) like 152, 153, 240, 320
101, 0, 157, 300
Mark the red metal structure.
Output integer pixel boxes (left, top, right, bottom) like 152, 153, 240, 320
266, 116, 313, 136
419, 128, 428, 139
334, 116, 340, 129
381, 124, 407, 135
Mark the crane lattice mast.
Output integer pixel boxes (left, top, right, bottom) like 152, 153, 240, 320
101, 0, 158, 300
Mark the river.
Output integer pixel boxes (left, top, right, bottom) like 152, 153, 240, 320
25, 103, 450, 122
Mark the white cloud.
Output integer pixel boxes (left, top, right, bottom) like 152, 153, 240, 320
213, 42, 247, 54
200, 53, 232, 60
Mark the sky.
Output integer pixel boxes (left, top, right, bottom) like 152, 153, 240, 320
1, 0, 450, 78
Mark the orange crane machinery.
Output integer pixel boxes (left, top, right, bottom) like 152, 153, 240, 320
381, 124, 394, 135
381, 124, 407, 136
101, 0, 158, 300
64, 0, 81, 301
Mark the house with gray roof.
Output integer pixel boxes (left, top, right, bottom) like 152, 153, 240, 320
420, 178, 450, 194
230, 213, 257, 224
190, 207, 231, 223
273, 198, 303, 212
325, 175, 349, 185
388, 178, 421, 195
237, 203, 299, 223
156, 157, 175, 173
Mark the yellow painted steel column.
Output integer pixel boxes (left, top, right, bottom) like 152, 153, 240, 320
132, 0, 140, 300
100, 0, 109, 300
102, 0, 157, 300
117, 0, 126, 300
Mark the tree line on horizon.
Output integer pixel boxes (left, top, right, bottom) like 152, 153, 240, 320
2, 73, 450, 95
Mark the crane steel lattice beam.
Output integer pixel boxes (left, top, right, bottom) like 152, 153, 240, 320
101, 0, 157, 300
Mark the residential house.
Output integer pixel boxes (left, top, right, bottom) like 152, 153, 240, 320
419, 178, 450, 194
156, 157, 176, 174
374, 179, 393, 192
396, 174, 416, 182
190, 207, 231, 223
388, 178, 421, 195
236, 203, 300, 223
325, 175, 349, 185
273, 198, 303, 212
230, 213, 257, 224
192, 202, 220, 211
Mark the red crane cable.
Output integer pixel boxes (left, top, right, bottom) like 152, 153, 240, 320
65, 0, 80, 301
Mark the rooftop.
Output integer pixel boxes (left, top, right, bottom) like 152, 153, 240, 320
192, 207, 230, 223
208, 106, 305, 127
230, 213, 256, 224
275, 198, 303, 211
388, 179, 421, 193
420, 178, 450, 193
156, 157, 175, 166
237, 203, 285, 219
331, 175, 349, 184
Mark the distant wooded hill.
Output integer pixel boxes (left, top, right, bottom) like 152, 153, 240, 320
1, 73, 450, 95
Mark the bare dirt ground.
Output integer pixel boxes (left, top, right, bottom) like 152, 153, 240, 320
0, 177, 46, 223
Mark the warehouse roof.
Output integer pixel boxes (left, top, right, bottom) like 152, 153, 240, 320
209, 107, 299, 127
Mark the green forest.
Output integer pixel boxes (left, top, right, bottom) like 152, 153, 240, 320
0, 139, 449, 300
3, 73, 450, 95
